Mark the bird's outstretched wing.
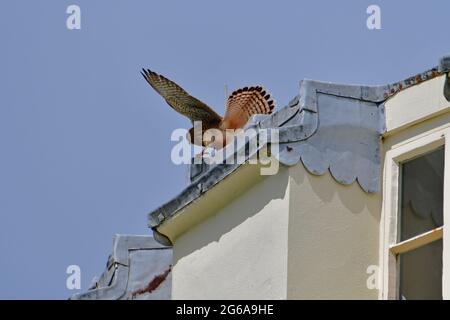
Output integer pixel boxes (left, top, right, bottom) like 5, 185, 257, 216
221, 86, 275, 129
141, 69, 222, 125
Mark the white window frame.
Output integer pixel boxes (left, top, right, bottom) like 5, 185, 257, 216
380, 127, 450, 300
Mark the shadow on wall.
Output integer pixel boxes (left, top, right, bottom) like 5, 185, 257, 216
287, 163, 381, 299
172, 166, 290, 264
291, 161, 381, 220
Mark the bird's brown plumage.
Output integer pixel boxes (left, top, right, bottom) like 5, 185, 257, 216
141, 69, 275, 148
221, 86, 275, 130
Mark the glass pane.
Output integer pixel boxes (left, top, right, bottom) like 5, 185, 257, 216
399, 239, 443, 300
400, 147, 444, 241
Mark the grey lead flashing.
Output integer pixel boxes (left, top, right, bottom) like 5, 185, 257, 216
272, 79, 386, 193
188, 96, 301, 182
150, 98, 303, 229
70, 235, 172, 300
148, 62, 447, 242
150, 142, 266, 229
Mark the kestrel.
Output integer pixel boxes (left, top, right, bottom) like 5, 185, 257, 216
141, 69, 275, 149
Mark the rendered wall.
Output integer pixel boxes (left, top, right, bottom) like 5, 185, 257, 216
171, 161, 382, 299
287, 164, 381, 299
164, 75, 450, 300
172, 167, 290, 299
385, 75, 449, 134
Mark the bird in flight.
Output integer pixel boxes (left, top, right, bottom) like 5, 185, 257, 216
141, 69, 275, 149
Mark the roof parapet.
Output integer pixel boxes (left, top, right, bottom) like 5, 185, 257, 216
439, 55, 450, 102
70, 235, 172, 300
149, 62, 447, 244
272, 80, 385, 193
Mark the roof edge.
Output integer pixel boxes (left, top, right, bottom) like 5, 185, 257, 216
148, 58, 448, 245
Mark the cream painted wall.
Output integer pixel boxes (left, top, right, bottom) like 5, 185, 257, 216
171, 162, 382, 299
169, 75, 450, 300
385, 75, 449, 135
287, 164, 381, 299
172, 167, 291, 299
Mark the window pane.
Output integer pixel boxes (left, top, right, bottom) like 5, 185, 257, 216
400, 147, 444, 241
399, 239, 442, 300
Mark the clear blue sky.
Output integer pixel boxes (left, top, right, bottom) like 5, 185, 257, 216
0, 0, 448, 299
